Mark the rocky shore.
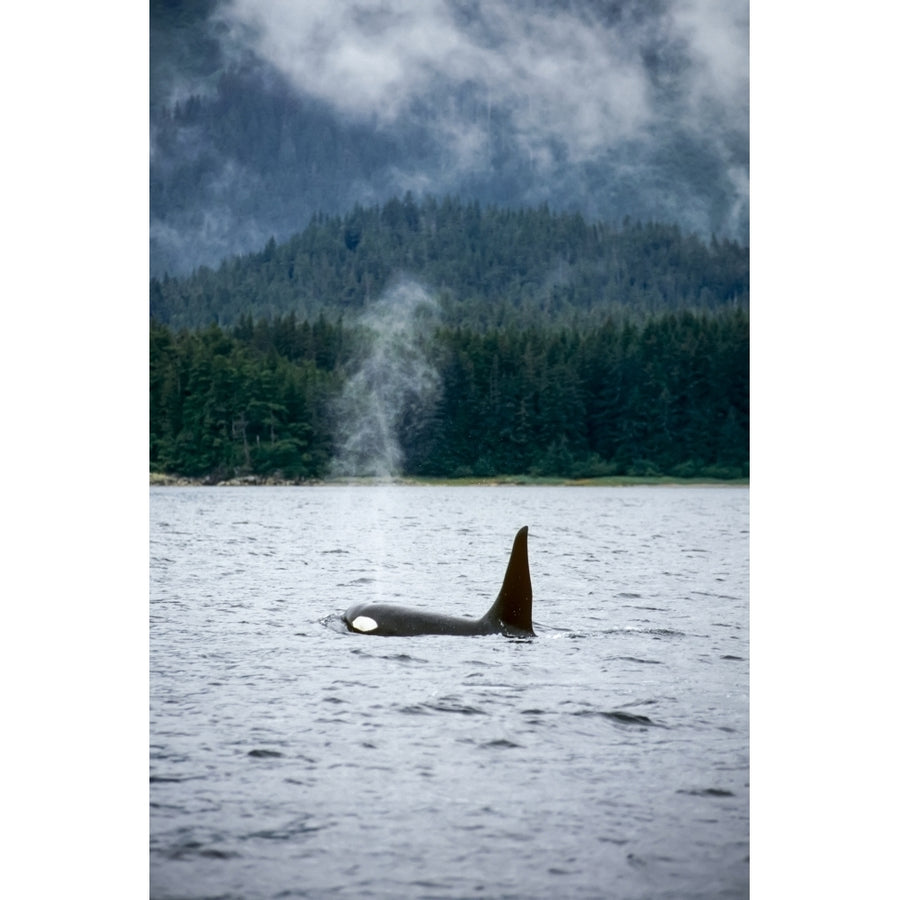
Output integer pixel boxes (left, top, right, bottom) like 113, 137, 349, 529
150, 472, 748, 488
149, 472, 321, 487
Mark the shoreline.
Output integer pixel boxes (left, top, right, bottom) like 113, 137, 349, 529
150, 472, 749, 488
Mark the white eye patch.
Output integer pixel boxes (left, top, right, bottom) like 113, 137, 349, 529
351, 616, 378, 633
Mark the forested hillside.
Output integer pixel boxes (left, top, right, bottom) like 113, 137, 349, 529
150, 307, 748, 482
150, 198, 749, 330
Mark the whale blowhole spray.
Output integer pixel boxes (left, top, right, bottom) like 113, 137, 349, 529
330, 279, 441, 479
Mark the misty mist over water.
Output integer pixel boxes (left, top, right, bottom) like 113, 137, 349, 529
330, 281, 442, 478
150, 0, 749, 276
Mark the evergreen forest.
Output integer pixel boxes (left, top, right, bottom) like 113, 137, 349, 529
150, 198, 748, 483
151, 197, 748, 330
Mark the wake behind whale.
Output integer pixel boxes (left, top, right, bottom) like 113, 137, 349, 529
342, 526, 533, 637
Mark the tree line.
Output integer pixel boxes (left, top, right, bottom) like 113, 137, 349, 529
150, 196, 749, 330
150, 308, 748, 481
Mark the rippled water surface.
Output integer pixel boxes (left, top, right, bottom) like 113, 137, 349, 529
150, 485, 749, 899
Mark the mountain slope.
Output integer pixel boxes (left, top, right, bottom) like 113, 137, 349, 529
149, 198, 749, 329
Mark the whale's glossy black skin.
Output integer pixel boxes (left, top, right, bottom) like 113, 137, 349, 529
342, 526, 533, 637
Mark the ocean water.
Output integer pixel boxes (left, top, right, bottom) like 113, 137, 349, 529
150, 485, 749, 899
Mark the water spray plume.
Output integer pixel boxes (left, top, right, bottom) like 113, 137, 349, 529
331, 280, 441, 479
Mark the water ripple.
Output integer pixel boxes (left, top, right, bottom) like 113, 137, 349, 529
151, 484, 748, 899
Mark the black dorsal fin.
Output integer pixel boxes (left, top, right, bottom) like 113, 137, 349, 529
486, 526, 533, 635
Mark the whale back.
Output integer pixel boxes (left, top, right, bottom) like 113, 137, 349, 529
342, 525, 534, 637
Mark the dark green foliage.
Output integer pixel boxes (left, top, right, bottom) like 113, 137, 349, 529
407, 311, 749, 479
150, 197, 749, 330
149, 309, 748, 481
149, 317, 344, 481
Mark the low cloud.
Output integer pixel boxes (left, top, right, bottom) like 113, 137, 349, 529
151, 1, 748, 274
216, 0, 747, 169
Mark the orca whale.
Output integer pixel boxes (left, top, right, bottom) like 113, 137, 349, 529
342, 526, 534, 637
